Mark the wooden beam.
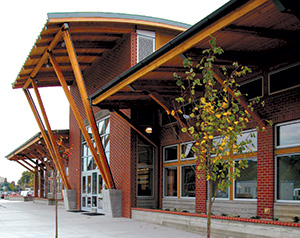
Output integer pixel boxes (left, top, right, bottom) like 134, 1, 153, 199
148, 92, 188, 129
48, 53, 110, 187
23, 88, 71, 189
212, 71, 265, 127
62, 27, 115, 189
112, 109, 157, 148
21, 159, 36, 171
22, 26, 64, 89
92, 0, 269, 105
16, 160, 34, 173
30, 79, 71, 189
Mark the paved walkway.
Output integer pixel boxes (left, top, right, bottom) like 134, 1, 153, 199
0, 200, 202, 238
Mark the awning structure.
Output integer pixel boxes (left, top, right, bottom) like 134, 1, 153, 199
89, 0, 300, 128
6, 130, 69, 174
11, 12, 189, 190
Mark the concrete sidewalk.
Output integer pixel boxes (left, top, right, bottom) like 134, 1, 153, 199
0, 200, 202, 238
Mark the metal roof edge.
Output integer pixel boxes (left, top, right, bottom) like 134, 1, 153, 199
47, 12, 191, 29
89, 0, 248, 103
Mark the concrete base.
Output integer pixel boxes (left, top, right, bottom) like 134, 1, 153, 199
9, 196, 33, 202
132, 209, 300, 238
102, 189, 122, 217
63, 189, 77, 211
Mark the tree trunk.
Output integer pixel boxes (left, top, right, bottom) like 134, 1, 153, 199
207, 180, 213, 238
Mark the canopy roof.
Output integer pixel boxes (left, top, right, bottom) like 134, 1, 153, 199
89, 0, 300, 109
6, 130, 69, 172
12, 12, 189, 89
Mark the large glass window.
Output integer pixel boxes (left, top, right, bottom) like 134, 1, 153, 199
277, 154, 300, 201
181, 142, 194, 160
137, 139, 154, 197
269, 62, 300, 94
164, 167, 178, 197
235, 158, 257, 199
181, 165, 195, 197
163, 145, 178, 162
276, 120, 300, 148
236, 130, 257, 154
81, 116, 110, 212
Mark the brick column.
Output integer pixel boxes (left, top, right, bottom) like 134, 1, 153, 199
257, 125, 274, 219
195, 159, 207, 213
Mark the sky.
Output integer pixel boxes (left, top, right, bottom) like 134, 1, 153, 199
0, 0, 229, 183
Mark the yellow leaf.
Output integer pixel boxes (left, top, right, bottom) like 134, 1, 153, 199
216, 114, 221, 119
228, 126, 233, 131
234, 121, 239, 125
245, 118, 249, 123
178, 109, 183, 114
171, 110, 175, 116
209, 135, 213, 140
201, 97, 206, 104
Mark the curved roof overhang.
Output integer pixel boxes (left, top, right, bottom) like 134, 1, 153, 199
89, 0, 300, 111
12, 12, 189, 89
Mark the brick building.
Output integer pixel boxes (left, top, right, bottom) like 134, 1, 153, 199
8, 0, 300, 223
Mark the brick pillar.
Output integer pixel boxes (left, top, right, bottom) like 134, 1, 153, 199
39, 167, 45, 198
34, 170, 39, 197
257, 125, 274, 219
195, 159, 207, 213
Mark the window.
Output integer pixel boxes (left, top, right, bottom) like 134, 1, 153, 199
163, 143, 195, 198
137, 139, 154, 197
234, 158, 257, 199
164, 167, 178, 197
181, 142, 194, 160
276, 120, 300, 148
181, 165, 195, 197
240, 77, 263, 100
163, 145, 178, 162
236, 129, 257, 154
137, 30, 155, 62
269, 62, 300, 94
276, 154, 300, 201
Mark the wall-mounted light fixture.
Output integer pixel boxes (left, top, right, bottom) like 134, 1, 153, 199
145, 127, 152, 134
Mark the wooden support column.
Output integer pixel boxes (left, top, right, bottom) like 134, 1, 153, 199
213, 72, 265, 127
30, 79, 71, 189
48, 53, 109, 187
34, 168, 39, 197
62, 26, 115, 189
112, 109, 157, 148
23, 88, 71, 189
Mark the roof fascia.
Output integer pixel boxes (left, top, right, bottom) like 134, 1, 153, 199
47, 12, 191, 30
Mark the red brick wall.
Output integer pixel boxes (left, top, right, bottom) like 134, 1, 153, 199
257, 125, 274, 219
110, 110, 134, 218
68, 33, 135, 211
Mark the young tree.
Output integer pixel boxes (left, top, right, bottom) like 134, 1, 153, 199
173, 37, 271, 238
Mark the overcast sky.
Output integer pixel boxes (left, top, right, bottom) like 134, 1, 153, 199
0, 0, 229, 183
